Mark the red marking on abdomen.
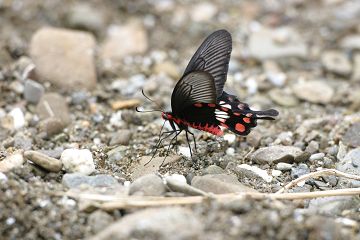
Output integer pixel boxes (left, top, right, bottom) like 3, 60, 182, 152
221, 107, 229, 112
194, 103, 202, 107
208, 103, 216, 107
243, 117, 251, 123
235, 123, 245, 132
188, 122, 223, 136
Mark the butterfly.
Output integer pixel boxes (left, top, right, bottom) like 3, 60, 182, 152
138, 29, 278, 161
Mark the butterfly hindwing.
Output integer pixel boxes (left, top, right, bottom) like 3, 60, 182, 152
183, 29, 232, 98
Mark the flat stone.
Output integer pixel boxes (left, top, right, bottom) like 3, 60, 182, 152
336, 148, 360, 186
269, 88, 299, 107
88, 207, 203, 240
191, 174, 257, 194
321, 50, 352, 76
62, 173, 118, 188
109, 130, 132, 146
61, 149, 95, 175
36, 93, 70, 126
292, 80, 334, 104
24, 150, 62, 172
30, 27, 97, 91
129, 174, 166, 196
0, 152, 24, 172
342, 122, 360, 147
24, 79, 45, 104
276, 162, 292, 171
251, 145, 310, 164
309, 153, 325, 161
235, 164, 273, 183
100, 21, 148, 64
248, 27, 307, 60
308, 196, 358, 216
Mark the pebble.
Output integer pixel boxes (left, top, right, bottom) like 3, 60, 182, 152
305, 140, 319, 154
0, 152, 24, 172
191, 174, 257, 194
336, 148, 360, 186
248, 27, 307, 60
109, 130, 132, 146
309, 153, 325, 162
308, 196, 358, 216
23, 79, 45, 104
88, 207, 203, 240
110, 99, 140, 110
291, 163, 310, 179
60, 149, 95, 175
38, 117, 65, 138
66, 3, 106, 33
276, 162, 292, 171
251, 145, 310, 164
201, 165, 225, 175
129, 174, 166, 196
321, 51, 352, 76
30, 27, 97, 91
272, 170, 282, 177
100, 21, 148, 64
88, 210, 114, 234
223, 133, 236, 144
8, 108, 25, 129
342, 122, 360, 147
276, 131, 293, 146
13, 135, 32, 150
190, 2, 218, 22
62, 173, 119, 188
340, 34, 360, 50
292, 80, 334, 104
165, 174, 207, 196
24, 150, 62, 172
36, 93, 71, 126
235, 164, 273, 183
268, 89, 299, 107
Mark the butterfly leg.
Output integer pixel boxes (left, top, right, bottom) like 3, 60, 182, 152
161, 130, 182, 167
187, 130, 197, 152
185, 131, 193, 157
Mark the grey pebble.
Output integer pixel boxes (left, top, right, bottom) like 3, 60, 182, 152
342, 122, 360, 147
201, 165, 225, 175
129, 174, 166, 196
276, 162, 292, 171
308, 196, 358, 216
24, 79, 45, 104
88, 210, 114, 234
24, 150, 62, 172
305, 140, 319, 154
252, 145, 310, 164
109, 129, 132, 146
309, 153, 325, 162
336, 148, 360, 186
62, 173, 119, 188
36, 93, 71, 126
291, 163, 310, 179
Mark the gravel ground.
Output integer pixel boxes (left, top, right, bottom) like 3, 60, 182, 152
1, 0, 360, 239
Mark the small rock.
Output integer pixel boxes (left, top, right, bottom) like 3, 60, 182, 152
165, 174, 207, 196
292, 80, 334, 104
129, 174, 166, 196
24, 79, 45, 104
276, 162, 292, 171
276, 131, 293, 146
190, 2, 218, 22
340, 34, 360, 50
36, 93, 71, 126
109, 130, 132, 146
61, 149, 95, 175
178, 146, 191, 158
305, 140, 319, 154
248, 27, 307, 60
223, 133, 236, 144
251, 145, 310, 164
321, 51, 352, 76
201, 165, 225, 175
272, 169, 282, 177
66, 3, 106, 33
8, 108, 25, 129
38, 117, 65, 137
309, 153, 325, 162
0, 152, 24, 172
191, 174, 257, 194
235, 164, 273, 183
269, 89, 299, 107
291, 163, 310, 179
342, 122, 360, 147
308, 196, 358, 216
88, 207, 203, 240
30, 27, 97, 91
62, 173, 119, 188
110, 99, 140, 110
336, 148, 360, 186
100, 21, 148, 63
88, 210, 114, 234
24, 150, 62, 172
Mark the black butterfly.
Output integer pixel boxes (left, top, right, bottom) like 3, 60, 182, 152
139, 29, 278, 161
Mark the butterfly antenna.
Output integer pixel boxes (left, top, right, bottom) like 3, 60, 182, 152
141, 89, 164, 112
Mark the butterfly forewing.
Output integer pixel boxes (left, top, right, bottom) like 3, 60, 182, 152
183, 29, 232, 98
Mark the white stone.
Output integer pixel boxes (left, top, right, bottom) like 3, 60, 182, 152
226, 147, 235, 156
178, 146, 191, 158
8, 108, 25, 129
272, 170, 282, 177
0, 153, 24, 172
237, 164, 273, 183
165, 174, 187, 185
61, 149, 95, 175
223, 133, 236, 144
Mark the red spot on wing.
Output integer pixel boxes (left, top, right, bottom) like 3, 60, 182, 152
208, 103, 216, 107
221, 107, 229, 112
194, 103, 202, 107
235, 123, 245, 132
243, 117, 251, 123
